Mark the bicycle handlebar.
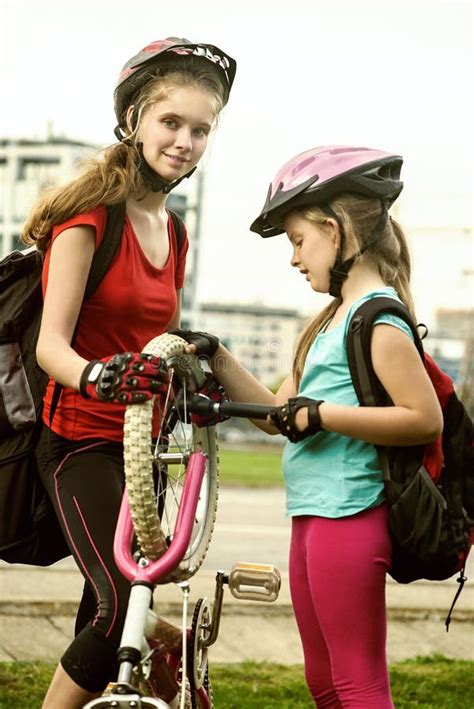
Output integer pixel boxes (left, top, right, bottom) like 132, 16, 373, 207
219, 400, 276, 419
183, 394, 276, 420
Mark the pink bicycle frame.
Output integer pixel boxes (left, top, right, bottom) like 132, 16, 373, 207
82, 451, 210, 707
114, 450, 208, 583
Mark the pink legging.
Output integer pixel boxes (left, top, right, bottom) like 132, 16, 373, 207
289, 504, 393, 708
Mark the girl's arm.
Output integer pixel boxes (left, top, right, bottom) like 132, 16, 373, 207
275, 372, 297, 405
210, 345, 276, 432
36, 225, 96, 390
295, 324, 443, 446
210, 345, 274, 404
179, 336, 297, 434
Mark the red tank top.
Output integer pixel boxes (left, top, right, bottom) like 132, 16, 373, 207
41, 206, 188, 441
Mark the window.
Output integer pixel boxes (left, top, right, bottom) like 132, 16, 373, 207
17, 157, 60, 182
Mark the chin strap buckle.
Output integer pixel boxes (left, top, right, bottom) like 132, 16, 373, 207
329, 266, 350, 297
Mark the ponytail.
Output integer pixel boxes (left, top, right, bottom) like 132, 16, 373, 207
21, 142, 143, 251
389, 217, 416, 318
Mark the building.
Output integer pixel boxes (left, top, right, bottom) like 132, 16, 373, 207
0, 137, 95, 255
193, 301, 306, 388
392, 190, 473, 330
424, 307, 474, 415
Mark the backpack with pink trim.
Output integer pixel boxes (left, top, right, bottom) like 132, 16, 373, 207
0, 204, 185, 566
346, 296, 474, 629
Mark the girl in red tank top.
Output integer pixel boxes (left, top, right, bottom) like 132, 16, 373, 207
20, 38, 236, 708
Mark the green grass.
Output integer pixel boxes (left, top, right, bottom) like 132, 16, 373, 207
218, 446, 284, 487
212, 656, 474, 708
1, 655, 472, 708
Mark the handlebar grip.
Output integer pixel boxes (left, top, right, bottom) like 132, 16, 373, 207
218, 401, 276, 420
183, 395, 275, 420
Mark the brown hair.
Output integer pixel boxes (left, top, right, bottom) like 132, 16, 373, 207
21, 64, 225, 251
293, 193, 415, 388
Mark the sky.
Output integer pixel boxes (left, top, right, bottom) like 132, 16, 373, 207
1, 0, 472, 321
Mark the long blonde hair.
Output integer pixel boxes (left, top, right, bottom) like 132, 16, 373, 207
21, 64, 225, 251
293, 193, 415, 388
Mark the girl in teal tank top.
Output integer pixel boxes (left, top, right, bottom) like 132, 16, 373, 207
176, 146, 443, 708
281, 286, 414, 519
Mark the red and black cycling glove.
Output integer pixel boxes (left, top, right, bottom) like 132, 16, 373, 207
79, 352, 169, 404
190, 373, 230, 427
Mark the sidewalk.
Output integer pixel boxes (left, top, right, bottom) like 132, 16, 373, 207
1, 563, 473, 665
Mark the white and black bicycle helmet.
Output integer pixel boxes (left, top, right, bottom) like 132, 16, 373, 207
114, 37, 237, 193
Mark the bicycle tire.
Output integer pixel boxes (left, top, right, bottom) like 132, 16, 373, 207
123, 334, 219, 581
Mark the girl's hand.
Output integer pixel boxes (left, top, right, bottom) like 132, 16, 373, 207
169, 329, 220, 358
269, 397, 324, 442
79, 352, 169, 403
267, 406, 308, 432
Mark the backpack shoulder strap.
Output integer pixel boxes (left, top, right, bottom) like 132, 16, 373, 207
85, 204, 184, 297
167, 209, 186, 259
346, 296, 423, 407
51, 205, 183, 422
51, 205, 183, 420
50, 202, 126, 423
84, 202, 126, 299
86, 204, 185, 296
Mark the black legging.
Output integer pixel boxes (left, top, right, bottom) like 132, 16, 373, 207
36, 426, 131, 692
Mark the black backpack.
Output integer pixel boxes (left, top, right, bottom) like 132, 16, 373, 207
0, 203, 185, 566
346, 296, 474, 628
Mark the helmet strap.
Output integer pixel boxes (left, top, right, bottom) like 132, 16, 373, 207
113, 126, 196, 193
327, 202, 389, 297
135, 142, 196, 194
114, 125, 128, 142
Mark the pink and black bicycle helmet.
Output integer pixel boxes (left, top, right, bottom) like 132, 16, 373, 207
114, 37, 237, 133
250, 146, 404, 297
250, 146, 403, 238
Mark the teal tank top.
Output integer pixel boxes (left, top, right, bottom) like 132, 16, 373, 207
281, 288, 413, 518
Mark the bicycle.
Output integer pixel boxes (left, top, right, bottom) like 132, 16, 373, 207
84, 333, 281, 709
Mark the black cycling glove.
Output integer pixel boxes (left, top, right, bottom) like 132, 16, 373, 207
270, 396, 324, 443
169, 329, 220, 358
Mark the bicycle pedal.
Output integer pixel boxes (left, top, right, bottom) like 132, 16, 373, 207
228, 561, 281, 602
101, 682, 116, 696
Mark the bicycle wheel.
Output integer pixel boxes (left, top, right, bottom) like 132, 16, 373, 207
123, 334, 219, 581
